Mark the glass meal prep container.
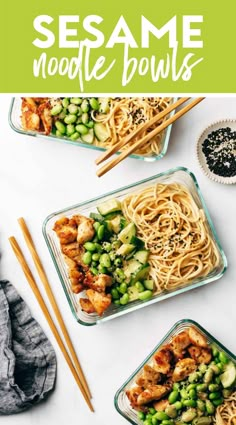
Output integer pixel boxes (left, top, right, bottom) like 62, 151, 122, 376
114, 319, 236, 425
43, 167, 227, 326
9, 97, 176, 162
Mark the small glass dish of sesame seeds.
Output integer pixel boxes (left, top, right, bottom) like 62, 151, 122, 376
197, 120, 236, 184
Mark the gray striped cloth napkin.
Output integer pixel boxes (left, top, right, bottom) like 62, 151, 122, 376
0, 280, 57, 414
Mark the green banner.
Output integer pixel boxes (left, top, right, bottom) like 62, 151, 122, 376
1, 0, 236, 93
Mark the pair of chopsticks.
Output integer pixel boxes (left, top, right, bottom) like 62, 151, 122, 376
95, 97, 205, 177
9, 218, 94, 412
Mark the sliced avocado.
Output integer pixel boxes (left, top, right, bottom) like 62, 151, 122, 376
81, 128, 94, 144
124, 259, 142, 279
117, 243, 135, 256
134, 250, 149, 264
130, 264, 150, 285
109, 215, 121, 233
127, 286, 139, 302
118, 222, 136, 244
97, 199, 121, 216
90, 212, 104, 222
144, 279, 154, 290
220, 361, 236, 388
130, 236, 145, 249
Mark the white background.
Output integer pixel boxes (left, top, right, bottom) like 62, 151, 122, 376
0, 96, 235, 425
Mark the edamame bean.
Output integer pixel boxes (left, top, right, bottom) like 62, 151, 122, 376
144, 420, 152, 425
208, 384, 220, 392
91, 261, 97, 268
89, 97, 99, 110
97, 224, 105, 240
114, 300, 120, 305
187, 384, 197, 391
173, 383, 180, 391
75, 124, 88, 135
94, 243, 103, 252
216, 363, 223, 372
86, 120, 94, 128
168, 391, 179, 404
149, 408, 156, 415
90, 267, 98, 275
152, 418, 158, 425
189, 372, 199, 383
93, 222, 100, 232
212, 398, 223, 407
120, 293, 129, 305
180, 389, 189, 400
219, 352, 229, 364
109, 251, 116, 262
181, 409, 197, 422
56, 130, 63, 137
154, 412, 169, 421
70, 97, 82, 105
98, 264, 107, 274
64, 114, 77, 124
81, 99, 89, 112
66, 124, 75, 136
62, 98, 70, 108
138, 290, 152, 301
162, 420, 174, 425
92, 253, 101, 262
51, 104, 63, 115
135, 281, 145, 292
183, 399, 197, 407
196, 384, 207, 392
84, 242, 96, 252
100, 253, 111, 268
199, 364, 207, 374
210, 364, 221, 375
174, 401, 183, 410
215, 376, 221, 384
68, 103, 78, 114
82, 112, 89, 124
204, 369, 214, 384
55, 120, 66, 134
211, 345, 219, 358
197, 400, 205, 412
82, 251, 92, 265
119, 283, 127, 294
209, 392, 221, 400
138, 411, 145, 420
59, 108, 67, 119
112, 240, 121, 250
70, 132, 79, 140
189, 389, 197, 399
146, 414, 153, 421
205, 400, 215, 415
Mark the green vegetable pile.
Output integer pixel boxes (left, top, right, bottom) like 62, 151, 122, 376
50, 97, 110, 144
84, 198, 154, 306
138, 347, 236, 425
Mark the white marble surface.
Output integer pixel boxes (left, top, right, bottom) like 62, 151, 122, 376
0, 96, 236, 425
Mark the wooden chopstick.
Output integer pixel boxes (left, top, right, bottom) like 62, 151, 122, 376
9, 236, 94, 413
95, 97, 190, 166
96, 97, 205, 178
17, 217, 91, 400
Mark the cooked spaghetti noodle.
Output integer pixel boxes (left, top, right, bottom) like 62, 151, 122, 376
215, 392, 236, 425
93, 97, 172, 156
122, 182, 220, 293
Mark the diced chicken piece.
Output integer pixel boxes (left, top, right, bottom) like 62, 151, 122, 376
83, 274, 112, 293
126, 386, 143, 410
80, 298, 96, 314
153, 346, 173, 374
153, 399, 169, 411
189, 327, 208, 348
63, 256, 85, 292
137, 385, 170, 405
21, 110, 40, 132
86, 289, 111, 316
53, 217, 78, 245
38, 102, 53, 134
136, 365, 161, 388
62, 242, 84, 263
171, 331, 191, 359
172, 358, 197, 382
22, 97, 37, 112
188, 345, 212, 364
76, 216, 95, 245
